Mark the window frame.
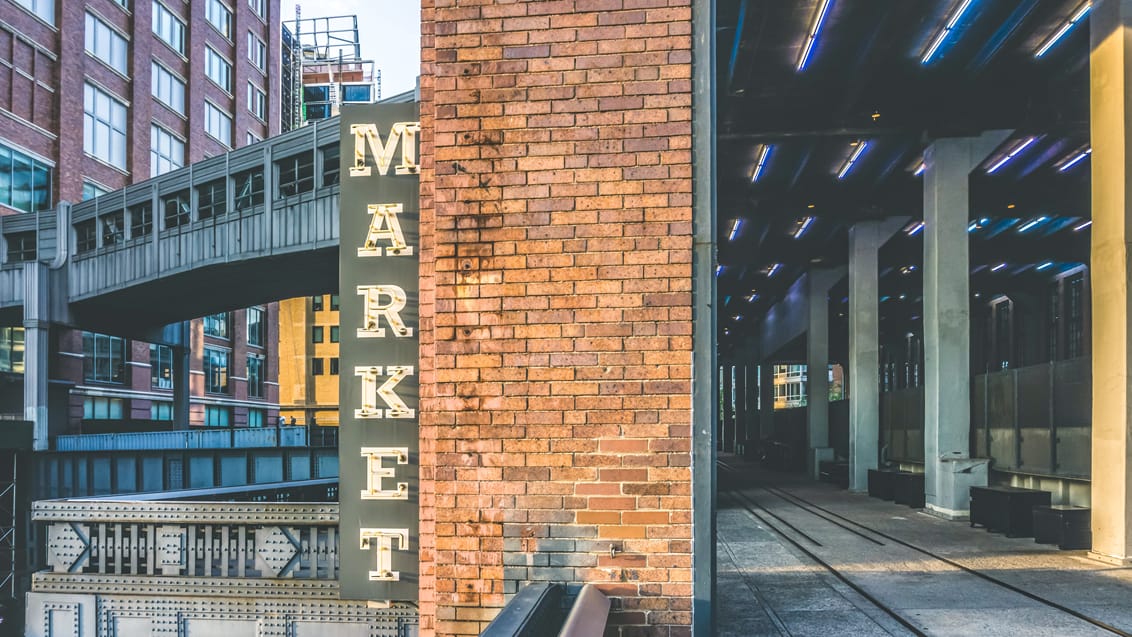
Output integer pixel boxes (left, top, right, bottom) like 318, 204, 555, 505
82, 332, 127, 384
247, 353, 265, 398
247, 306, 265, 347
152, 2, 186, 55
150, 124, 185, 177
83, 83, 129, 171
150, 344, 174, 390
247, 82, 266, 121
312, 326, 324, 343
247, 31, 267, 71
151, 61, 186, 116
205, 0, 233, 40
204, 101, 233, 148
204, 312, 231, 339
204, 46, 233, 93
203, 346, 231, 395
85, 12, 129, 76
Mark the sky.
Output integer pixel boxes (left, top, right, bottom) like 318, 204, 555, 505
281, 0, 422, 98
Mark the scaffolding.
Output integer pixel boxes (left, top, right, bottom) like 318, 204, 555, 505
284, 11, 381, 129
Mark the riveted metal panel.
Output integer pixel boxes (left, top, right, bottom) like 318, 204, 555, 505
337, 102, 420, 602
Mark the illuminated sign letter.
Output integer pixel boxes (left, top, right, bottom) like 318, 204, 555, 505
358, 285, 411, 338
350, 122, 421, 177
355, 365, 415, 419
359, 528, 409, 581
359, 203, 412, 257
361, 447, 409, 500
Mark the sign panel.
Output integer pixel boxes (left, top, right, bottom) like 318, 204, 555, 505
338, 102, 420, 601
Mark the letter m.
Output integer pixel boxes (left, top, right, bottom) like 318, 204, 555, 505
349, 122, 421, 177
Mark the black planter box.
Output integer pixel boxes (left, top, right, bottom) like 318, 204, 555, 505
892, 472, 925, 508
970, 486, 1051, 537
1033, 505, 1091, 550
868, 469, 898, 500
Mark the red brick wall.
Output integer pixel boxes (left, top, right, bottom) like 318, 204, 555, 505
419, 1, 695, 634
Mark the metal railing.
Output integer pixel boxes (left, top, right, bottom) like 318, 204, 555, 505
53, 426, 318, 451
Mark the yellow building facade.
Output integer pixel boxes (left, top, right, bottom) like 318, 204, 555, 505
278, 294, 340, 426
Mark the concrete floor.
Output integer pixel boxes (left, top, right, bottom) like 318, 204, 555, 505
716, 461, 1132, 636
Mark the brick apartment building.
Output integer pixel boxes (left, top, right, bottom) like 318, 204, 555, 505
0, 0, 285, 431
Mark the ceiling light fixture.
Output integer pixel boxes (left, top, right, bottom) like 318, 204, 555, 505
991, 263, 1007, 272
1035, 1, 1092, 58
922, 0, 975, 64
837, 140, 869, 180
797, 0, 833, 72
767, 263, 781, 278
1074, 220, 1092, 231
794, 216, 815, 239
913, 162, 927, 177
986, 137, 1037, 174
728, 218, 744, 241
1058, 146, 1092, 172
1036, 261, 1054, 271
906, 221, 925, 236
1017, 216, 1048, 233
751, 144, 773, 183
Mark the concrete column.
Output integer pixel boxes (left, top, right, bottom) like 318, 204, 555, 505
922, 135, 1001, 518
24, 263, 53, 451
172, 321, 191, 430
807, 268, 841, 478
1089, 0, 1132, 564
848, 223, 881, 492
759, 362, 775, 442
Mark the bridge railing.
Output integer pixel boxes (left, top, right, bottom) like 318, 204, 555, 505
35, 499, 339, 580
53, 425, 318, 451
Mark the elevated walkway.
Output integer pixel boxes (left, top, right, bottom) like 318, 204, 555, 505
719, 458, 1132, 636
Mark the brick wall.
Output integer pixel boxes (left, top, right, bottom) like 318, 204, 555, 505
419, 1, 695, 635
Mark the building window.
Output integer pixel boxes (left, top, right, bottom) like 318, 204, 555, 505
130, 202, 153, 237
162, 190, 190, 228
248, 32, 266, 70
234, 168, 264, 210
329, 357, 339, 375
204, 313, 230, 339
311, 357, 324, 375
322, 145, 340, 187
83, 396, 124, 420
205, 0, 232, 39
0, 144, 52, 213
205, 47, 232, 93
6, 232, 35, 262
197, 178, 226, 219
101, 210, 124, 246
247, 354, 265, 398
247, 83, 266, 121
76, 220, 97, 253
330, 326, 339, 343
85, 13, 128, 75
83, 83, 128, 170
152, 62, 185, 115
204, 404, 230, 426
83, 332, 126, 384
150, 125, 184, 177
247, 306, 265, 347
341, 84, 373, 103
204, 102, 232, 147
150, 344, 173, 389
249, 0, 264, 18
312, 295, 323, 311
152, 2, 185, 54
204, 347, 230, 394
277, 152, 314, 197
82, 181, 108, 202
151, 401, 173, 420
0, 328, 25, 373
14, 0, 54, 24
248, 407, 265, 427
312, 326, 324, 343
330, 294, 339, 311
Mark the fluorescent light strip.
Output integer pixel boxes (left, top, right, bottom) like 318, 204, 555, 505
794, 216, 814, 239
728, 218, 744, 241
1017, 216, 1047, 233
922, 0, 975, 64
837, 141, 869, 180
1074, 220, 1092, 231
991, 263, 1007, 272
746, 293, 760, 303
1035, 1, 1091, 58
906, 221, 925, 236
751, 144, 773, 183
914, 162, 926, 177
1058, 147, 1092, 172
986, 136, 1037, 174
797, 0, 834, 71
767, 263, 781, 277
715, 265, 724, 277
1036, 261, 1054, 271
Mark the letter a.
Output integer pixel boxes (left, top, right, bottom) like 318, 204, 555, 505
358, 203, 412, 257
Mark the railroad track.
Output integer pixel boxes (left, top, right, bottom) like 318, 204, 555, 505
718, 460, 1132, 637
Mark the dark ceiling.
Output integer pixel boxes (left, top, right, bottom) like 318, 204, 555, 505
715, 0, 1093, 351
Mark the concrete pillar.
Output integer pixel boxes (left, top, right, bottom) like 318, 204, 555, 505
1089, 0, 1132, 564
172, 321, 191, 430
24, 263, 53, 451
759, 362, 775, 442
922, 135, 1002, 518
807, 268, 841, 478
848, 224, 881, 492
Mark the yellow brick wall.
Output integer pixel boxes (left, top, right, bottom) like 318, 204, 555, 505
277, 295, 341, 426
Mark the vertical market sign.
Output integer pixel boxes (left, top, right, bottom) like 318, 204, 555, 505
338, 102, 420, 602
